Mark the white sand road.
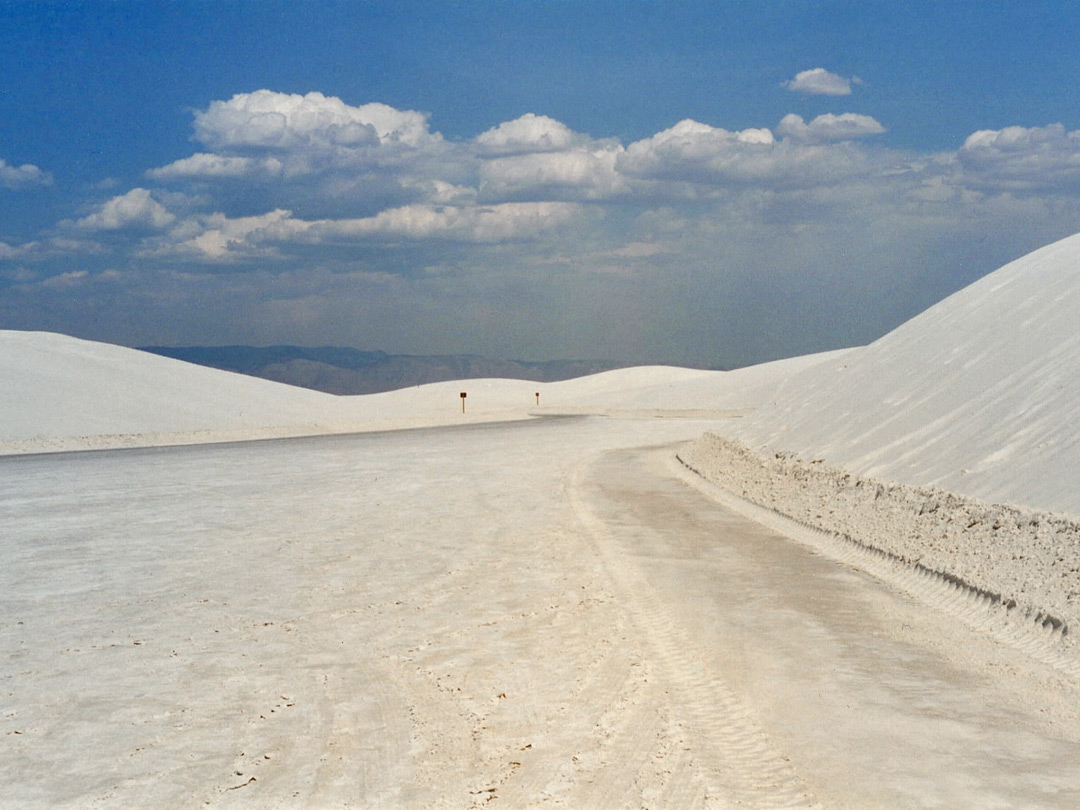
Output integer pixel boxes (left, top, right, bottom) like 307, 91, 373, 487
4, 417, 1080, 808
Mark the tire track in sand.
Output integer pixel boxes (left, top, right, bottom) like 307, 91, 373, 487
568, 459, 821, 810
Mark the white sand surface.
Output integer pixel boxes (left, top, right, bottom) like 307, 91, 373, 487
717, 231, 1080, 517
4, 231, 1080, 806
4, 422, 1080, 808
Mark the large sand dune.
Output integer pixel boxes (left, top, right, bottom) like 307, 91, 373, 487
723, 230, 1080, 516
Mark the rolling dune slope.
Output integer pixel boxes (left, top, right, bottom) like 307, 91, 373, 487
725, 231, 1080, 515
0, 330, 346, 441
3, 230, 1080, 515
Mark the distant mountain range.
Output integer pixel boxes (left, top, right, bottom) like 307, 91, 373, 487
138, 345, 648, 395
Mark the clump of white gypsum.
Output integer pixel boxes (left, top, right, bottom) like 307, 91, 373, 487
679, 433, 1080, 644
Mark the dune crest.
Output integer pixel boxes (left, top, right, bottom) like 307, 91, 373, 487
724, 230, 1080, 515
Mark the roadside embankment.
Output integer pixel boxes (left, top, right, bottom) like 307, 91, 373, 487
679, 432, 1080, 644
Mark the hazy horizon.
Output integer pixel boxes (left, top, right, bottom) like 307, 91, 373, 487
3, 1, 1080, 367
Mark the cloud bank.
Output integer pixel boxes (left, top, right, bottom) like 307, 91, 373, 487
6, 89, 1080, 368
77, 188, 177, 231
958, 124, 1080, 192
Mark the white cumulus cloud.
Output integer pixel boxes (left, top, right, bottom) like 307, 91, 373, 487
147, 91, 464, 214
0, 240, 35, 260
777, 113, 886, 142
77, 188, 176, 231
148, 153, 285, 180
619, 119, 774, 180
479, 145, 628, 201
475, 113, 580, 154
142, 202, 587, 262
619, 119, 872, 189
300, 202, 586, 243
782, 68, 856, 96
138, 209, 294, 262
958, 124, 1080, 191
193, 90, 440, 152
0, 236, 106, 261
0, 158, 53, 189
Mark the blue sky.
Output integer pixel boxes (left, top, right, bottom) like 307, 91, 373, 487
3, 1, 1080, 367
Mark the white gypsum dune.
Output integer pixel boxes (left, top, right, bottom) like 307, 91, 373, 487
0, 330, 575, 450
721, 230, 1080, 516
0, 329, 822, 453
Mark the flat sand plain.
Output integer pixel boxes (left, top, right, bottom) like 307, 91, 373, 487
4, 416, 1079, 809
